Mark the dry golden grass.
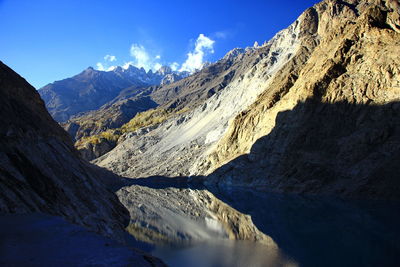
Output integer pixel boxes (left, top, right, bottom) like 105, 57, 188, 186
121, 107, 190, 133
74, 107, 190, 148
75, 129, 120, 148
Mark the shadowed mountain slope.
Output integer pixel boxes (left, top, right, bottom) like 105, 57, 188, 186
0, 61, 129, 240
207, 99, 400, 200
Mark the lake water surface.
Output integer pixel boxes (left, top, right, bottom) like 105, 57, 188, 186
1, 184, 399, 267
127, 185, 400, 267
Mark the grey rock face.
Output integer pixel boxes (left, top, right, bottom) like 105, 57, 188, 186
222, 48, 245, 61
161, 73, 182, 86
79, 139, 117, 161
205, 0, 400, 200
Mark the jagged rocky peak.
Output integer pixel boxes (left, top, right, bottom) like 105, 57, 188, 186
76, 66, 100, 79
138, 66, 146, 73
112, 65, 124, 73
222, 48, 245, 62
121, 64, 146, 76
84, 66, 95, 72
156, 65, 173, 75
39, 58, 191, 123
161, 73, 181, 85
202, 61, 212, 68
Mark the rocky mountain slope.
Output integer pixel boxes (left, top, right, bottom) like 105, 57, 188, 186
94, 0, 400, 200
93, 0, 315, 177
63, 85, 158, 141
0, 60, 131, 240
205, 0, 400, 199
62, 56, 243, 160
39, 64, 185, 122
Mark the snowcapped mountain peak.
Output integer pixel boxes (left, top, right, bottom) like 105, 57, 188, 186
156, 66, 173, 76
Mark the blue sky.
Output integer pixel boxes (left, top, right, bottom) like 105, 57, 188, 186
0, 0, 319, 88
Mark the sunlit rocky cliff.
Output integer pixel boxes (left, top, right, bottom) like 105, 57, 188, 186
92, 0, 400, 199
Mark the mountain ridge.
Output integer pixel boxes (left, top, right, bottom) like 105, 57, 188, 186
39, 64, 186, 122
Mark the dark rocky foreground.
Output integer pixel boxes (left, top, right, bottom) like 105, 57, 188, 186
0, 61, 127, 240
0, 61, 166, 266
0, 213, 166, 267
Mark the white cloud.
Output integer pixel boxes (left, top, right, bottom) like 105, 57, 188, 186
95, 34, 217, 74
96, 62, 117, 71
96, 62, 105, 71
107, 65, 117, 71
214, 31, 229, 39
180, 34, 215, 73
129, 44, 162, 71
130, 44, 150, 70
170, 62, 179, 71
104, 55, 117, 62
153, 63, 162, 71
97, 55, 118, 71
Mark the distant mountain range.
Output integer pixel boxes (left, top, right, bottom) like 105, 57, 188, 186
39, 65, 187, 122
60, 48, 246, 160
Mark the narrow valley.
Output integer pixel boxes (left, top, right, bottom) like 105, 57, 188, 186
1, 0, 400, 266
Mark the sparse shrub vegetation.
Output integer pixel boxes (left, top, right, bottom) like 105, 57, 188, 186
74, 107, 190, 148
121, 107, 190, 133
121, 108, 169, 133
75, 129, 120, 148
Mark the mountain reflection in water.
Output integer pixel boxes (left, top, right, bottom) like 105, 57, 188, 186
153, 239, 297, 267
122, 179, 400, 267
